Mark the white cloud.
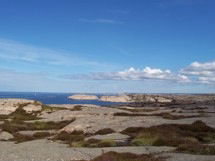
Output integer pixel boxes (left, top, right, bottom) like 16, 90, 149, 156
181, 61, 215, 84
198, 77, 215, 84
66, 67, 190, 83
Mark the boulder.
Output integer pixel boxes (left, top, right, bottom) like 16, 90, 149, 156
59, 124, 91, 134
0, 131, 14, 141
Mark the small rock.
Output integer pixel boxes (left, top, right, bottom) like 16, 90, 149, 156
60, 125, 86, 133
86, 133, 130, 145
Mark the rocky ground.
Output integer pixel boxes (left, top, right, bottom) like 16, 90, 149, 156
0, 94, 215, 161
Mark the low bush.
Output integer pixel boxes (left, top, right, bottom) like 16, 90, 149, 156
0, 119, 75, 133
122, 120, 215, 148
12, 131, 52, 143
94, 128, 115, 135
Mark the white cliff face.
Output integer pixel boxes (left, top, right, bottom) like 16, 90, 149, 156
0, 99, 42, 115
68, 94, 98, 100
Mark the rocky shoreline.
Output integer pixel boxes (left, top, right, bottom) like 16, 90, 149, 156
0, 94, 215, 161
69, 93, 215, 104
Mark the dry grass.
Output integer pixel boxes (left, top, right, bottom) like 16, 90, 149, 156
177, 144, 215, 155
11, 131, 52, 143
53, 131, 85, 146
118, 107, 158, 113
114, 112, 203, 120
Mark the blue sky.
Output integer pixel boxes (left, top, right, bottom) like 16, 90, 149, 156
0, 0, 215, 93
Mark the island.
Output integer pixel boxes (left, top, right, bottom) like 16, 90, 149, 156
68, 94, 99, 100
99, 95, 132, 102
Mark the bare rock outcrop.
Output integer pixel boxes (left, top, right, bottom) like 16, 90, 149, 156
100, 95, 131, 102
22, 103, 42, 113
0, 99, 42, 115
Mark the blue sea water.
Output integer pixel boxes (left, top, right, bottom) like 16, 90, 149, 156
0, 92, 122, 106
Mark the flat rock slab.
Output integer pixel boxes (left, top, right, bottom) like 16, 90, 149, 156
18, 130, 56, 136
0, 139, 174, 161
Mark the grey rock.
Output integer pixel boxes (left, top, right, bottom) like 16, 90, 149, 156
86, 133, 130, 145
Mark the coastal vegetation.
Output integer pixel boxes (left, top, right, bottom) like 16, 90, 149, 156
114, 112, 205, 120
122, 120, 215, 155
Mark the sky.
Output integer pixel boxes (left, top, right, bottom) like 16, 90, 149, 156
0, 0, 215, 93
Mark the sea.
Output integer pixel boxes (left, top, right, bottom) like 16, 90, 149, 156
0, 92, 122, 106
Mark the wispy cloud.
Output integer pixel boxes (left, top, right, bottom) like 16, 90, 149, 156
0, 38, 112, 68
79, 18, 123, 24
